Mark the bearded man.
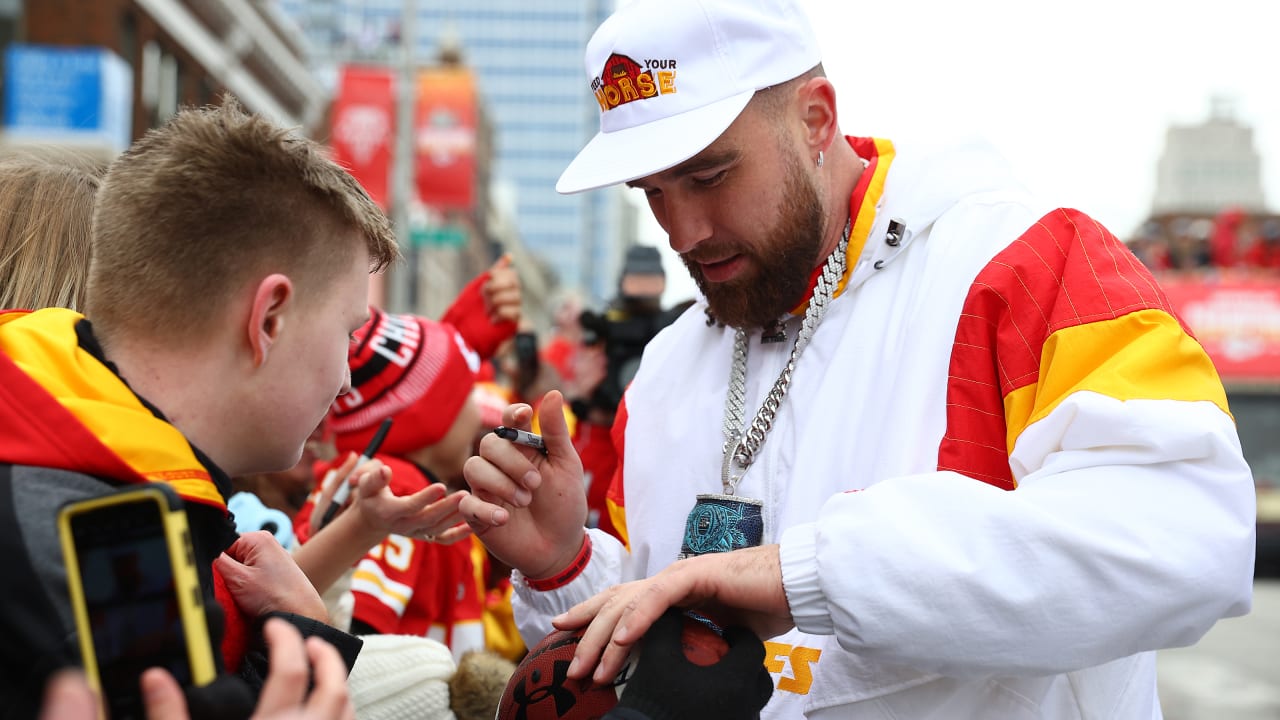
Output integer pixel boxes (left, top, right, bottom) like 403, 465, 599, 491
461, 1, 1256, 718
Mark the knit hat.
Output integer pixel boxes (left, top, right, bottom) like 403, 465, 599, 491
556, 0, 821, 194
348, 634, 457, 720
329, 308, 481, 456
621, 245, 665, 278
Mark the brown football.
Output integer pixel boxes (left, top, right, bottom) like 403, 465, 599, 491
496, 626, 622, 720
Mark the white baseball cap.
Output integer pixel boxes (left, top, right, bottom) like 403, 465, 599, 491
555, 0, 822, 195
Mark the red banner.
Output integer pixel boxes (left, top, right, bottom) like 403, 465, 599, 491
1160, 274, 1280, 382
414, 67, 477, 212
330, 65, 395, 209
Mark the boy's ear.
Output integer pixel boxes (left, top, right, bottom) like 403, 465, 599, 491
247, 274, 294, 367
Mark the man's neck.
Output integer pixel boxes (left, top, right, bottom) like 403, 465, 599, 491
814, 137, 865, 262
104, 333, 235, 473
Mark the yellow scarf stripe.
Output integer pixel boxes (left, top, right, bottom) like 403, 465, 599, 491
0, 309, 224, 507
1004, 308, 1230, 453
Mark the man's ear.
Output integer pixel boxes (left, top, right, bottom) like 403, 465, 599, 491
798, 76, 838, 157
247, 273, 294, 367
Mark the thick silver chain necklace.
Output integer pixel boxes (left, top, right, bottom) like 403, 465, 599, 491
719, 218, 851, 495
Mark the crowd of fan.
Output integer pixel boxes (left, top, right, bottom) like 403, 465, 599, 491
1127, 207, 1280, 272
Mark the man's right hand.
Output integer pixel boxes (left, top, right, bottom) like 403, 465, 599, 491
461, 390, 589, 579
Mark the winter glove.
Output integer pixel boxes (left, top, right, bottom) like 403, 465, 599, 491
440, 264, 519, 360
605, 609, 773, 720
183, 674, 255, 720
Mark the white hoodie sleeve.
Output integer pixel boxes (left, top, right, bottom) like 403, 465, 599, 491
781, 392, 1255, 677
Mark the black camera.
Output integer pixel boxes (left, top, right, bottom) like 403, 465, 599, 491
574, 246, 690, 418
513, 331, 540, 379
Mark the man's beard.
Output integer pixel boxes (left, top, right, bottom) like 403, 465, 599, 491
682, 151, 826, 330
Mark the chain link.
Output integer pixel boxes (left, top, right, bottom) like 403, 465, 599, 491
721, 219, 851, 494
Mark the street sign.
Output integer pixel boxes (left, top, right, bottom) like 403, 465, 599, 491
409, 224, 468, 248
3, 43, 133, 153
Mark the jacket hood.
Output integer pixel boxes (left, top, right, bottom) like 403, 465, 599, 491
843, 134, 1033, 293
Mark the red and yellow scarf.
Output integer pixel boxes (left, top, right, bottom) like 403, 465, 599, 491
0, 308, 226, 510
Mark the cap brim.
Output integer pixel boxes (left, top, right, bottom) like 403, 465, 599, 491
556, 89, 755, 195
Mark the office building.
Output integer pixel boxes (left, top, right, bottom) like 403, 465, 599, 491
277, 0, 636, 305
1153, 96, 1268, 215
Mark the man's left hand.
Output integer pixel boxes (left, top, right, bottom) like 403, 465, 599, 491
553, 544, 795, 684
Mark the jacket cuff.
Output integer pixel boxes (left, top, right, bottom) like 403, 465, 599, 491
512, 528, 624, 642
779, 523, 834, 635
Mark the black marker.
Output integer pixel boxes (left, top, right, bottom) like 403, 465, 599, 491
494, 425, 547, 455
319, 417, 393, 529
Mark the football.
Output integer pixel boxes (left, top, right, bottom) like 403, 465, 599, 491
496, 625, 624, 720
680, 612, 730, 666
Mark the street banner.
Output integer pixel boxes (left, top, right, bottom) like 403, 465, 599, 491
1161, 274, 1280, 382
331, 65, 395, 209
414, 67, 477, 211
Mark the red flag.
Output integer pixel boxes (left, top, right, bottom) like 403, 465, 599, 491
331, 65, 395, 209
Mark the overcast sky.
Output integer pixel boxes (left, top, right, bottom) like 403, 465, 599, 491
652, 0, 1278, 304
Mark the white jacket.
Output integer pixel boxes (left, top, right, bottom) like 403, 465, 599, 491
514, 136, 1256, 718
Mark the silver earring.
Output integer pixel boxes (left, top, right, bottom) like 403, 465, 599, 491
817, 151, 824, 168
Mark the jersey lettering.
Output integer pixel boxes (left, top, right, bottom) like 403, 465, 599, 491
369, 314, 420, 367
763, 641, 823, 695
369, 535, 414, 572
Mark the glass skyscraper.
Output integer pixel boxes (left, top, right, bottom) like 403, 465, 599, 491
275, 0, 634, 303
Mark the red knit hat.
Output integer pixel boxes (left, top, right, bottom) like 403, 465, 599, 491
329, 308, 481, 456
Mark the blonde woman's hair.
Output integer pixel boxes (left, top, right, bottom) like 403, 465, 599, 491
87, 97, 399, 341
0, 153, 104, 311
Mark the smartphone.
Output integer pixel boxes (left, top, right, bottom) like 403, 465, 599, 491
57, 484, 216, 719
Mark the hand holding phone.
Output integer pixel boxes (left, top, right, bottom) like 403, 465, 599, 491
39, 620, 354, 720
57, 484, 216, 720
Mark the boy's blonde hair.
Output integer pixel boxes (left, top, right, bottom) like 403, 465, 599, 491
87, 97, 398, 340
